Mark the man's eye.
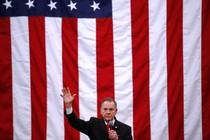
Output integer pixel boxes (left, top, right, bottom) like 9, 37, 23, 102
103, 108, 114, 112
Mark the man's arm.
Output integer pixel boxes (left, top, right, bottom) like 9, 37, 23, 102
65, 110, 91, 135
61, 87, 90, 135
124, 126, 133, 140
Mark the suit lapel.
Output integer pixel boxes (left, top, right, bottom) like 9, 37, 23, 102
99, 118, 109, 136
113, 119, 119, 130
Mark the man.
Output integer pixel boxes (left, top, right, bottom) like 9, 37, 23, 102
61, 87, 133, 140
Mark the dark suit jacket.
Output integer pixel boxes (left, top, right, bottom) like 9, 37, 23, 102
65, 111, 133, 140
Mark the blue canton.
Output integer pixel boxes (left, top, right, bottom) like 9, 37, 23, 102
0, 0, 112, 18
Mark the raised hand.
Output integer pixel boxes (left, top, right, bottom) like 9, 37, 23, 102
61, 87, 76, 108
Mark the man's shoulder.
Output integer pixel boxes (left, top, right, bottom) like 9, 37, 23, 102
115, 119, 131, 129
87, 117, 105, 128
89, 117, 103, 122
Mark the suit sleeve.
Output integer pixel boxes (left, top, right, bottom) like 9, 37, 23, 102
65, 111, 90, 135
124, 126, 133, 140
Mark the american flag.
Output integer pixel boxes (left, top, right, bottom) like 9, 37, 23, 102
0, 0, 210, 140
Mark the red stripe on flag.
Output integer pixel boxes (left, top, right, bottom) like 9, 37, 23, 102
202, 0, 210, 139
0, 18, 13, 140
29, 17, 47, 140
166, 0, 184, 140
62, 18, 80, 140
96, 18, 115, 118
131, 0, 151, 139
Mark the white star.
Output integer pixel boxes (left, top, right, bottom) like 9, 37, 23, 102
67, 0, 77, 11
47, 0, 57, 11
25, 0, 35, 9
3, 0, 12, 9
90, 1, 100, 11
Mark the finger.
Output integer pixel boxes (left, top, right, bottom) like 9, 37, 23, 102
67, 87, 71, 94
61, 87, 68, 96
63, 87, 68, 94
61, 87, 65, 93
72, 94, 77, 97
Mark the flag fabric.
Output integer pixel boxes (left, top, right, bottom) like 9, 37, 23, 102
0, 0, 210, 140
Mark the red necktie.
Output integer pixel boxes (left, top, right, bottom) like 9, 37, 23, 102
106, 123, 110, 133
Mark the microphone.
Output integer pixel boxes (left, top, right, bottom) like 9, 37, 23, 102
109, 121, 114, 130
108, 121, 114, 140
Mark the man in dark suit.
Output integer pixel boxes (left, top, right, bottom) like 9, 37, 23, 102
61, 87, 133, 140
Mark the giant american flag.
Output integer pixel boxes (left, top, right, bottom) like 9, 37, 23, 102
0, 0, 210, 140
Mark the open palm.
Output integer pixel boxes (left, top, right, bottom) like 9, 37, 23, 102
61, 87, 76, 108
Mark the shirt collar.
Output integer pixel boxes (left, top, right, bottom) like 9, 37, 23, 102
105, 118, 115, 125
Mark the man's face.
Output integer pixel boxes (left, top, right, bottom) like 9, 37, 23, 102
100, 101, 117, 122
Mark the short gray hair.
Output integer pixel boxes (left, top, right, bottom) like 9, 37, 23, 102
101, 97, 117, 108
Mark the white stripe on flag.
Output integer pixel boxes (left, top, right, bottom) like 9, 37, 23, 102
183, 0, 202, 139
112, 0, 133, 128
78, 19, 97, 140
149, 0, 169, 139
45, 17, 64, 140
11, 17, 31, 140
